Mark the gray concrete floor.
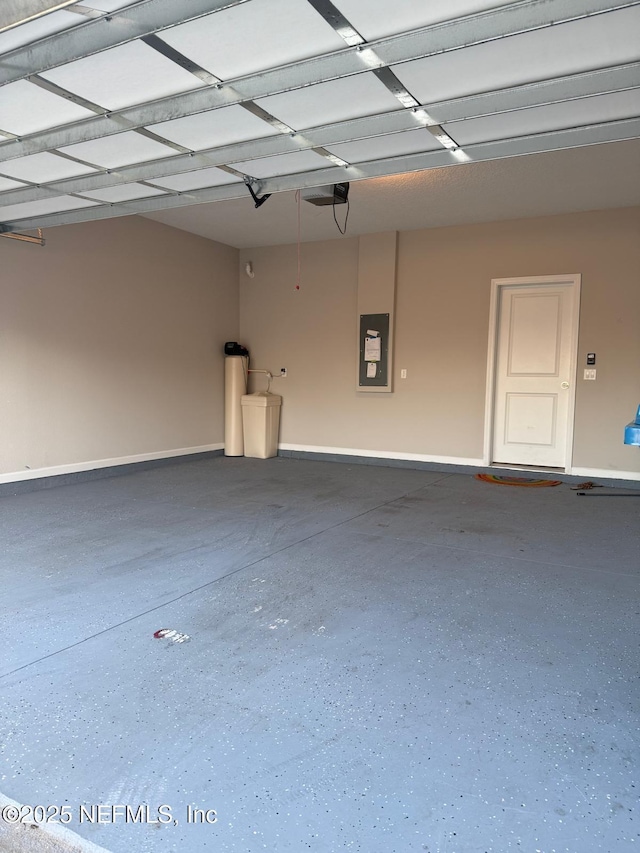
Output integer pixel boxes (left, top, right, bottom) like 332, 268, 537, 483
1, 457, 638, 853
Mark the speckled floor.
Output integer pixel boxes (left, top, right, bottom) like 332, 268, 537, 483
1, 457, 638, 853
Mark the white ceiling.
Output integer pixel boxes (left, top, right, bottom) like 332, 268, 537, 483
144, 139, 640, 247
0, 0, 639, 245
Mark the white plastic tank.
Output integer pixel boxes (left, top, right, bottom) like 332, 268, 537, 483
241, 392, 282, 459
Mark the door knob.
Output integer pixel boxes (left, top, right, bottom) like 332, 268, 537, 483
561, 381, 570, 389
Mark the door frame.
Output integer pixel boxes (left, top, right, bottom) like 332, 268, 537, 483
482, 274, 581, 473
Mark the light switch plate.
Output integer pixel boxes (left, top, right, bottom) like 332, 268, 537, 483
400, 369, 407, 379
584, 369, 596, 380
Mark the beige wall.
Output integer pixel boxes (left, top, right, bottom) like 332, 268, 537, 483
2, 207, 637, 483
240, 207, 640, 477
1, 216, 238, 479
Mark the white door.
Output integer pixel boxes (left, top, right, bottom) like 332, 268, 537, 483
491, 278, 579, 468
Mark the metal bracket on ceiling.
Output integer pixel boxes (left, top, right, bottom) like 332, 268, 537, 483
0, 225, 45, 246
244, 177, 271, 209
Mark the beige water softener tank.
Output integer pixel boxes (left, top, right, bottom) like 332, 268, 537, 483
224, 356, 247, 456
241, 392, 282, 459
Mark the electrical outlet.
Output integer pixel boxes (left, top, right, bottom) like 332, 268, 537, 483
584, 369, 596, 380
400, 369, 407, 379
280, 368, 287, 378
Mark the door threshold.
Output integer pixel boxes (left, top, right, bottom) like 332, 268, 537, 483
490, 462, 565, 474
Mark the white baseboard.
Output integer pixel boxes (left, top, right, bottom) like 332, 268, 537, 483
570, 466, 640, 482
0, 444, 224, 485
279, 445, 640, 481
3, 445, 636, 485
279, 443, 484, 467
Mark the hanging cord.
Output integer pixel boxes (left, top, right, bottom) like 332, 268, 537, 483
333, 195, 350, 235
295, 189, 301, 291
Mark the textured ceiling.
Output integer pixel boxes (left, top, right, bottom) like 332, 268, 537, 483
0, 0, 639, 241
144, 139, 640, 247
